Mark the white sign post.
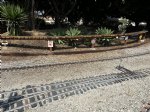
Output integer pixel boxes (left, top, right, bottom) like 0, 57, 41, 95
125, 36, 128, 40
124, 36, 128, 44
48, 41, 54, 51
48, 41, 53, 47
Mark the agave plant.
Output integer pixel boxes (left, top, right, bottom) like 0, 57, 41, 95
95, 27, 114, 35
0, 4, 27, 35
49, 28, 66, 45
95, 27, 114, 46
65, 27, 81, 36
65, 28, 81, 47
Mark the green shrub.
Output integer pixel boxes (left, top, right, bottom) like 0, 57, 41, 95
118, 17, 130, 33
95, 27, 114, 46
65, 27, 81, 36
48, 28, 66, 45
65, 28, 81, 47
95, 27, 114, 35
0, 4, 27, 36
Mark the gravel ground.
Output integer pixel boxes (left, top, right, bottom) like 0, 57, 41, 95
1, 53, 150, 91
31, 77, 150, 112
1, 42, 150, 112
1, 42, 150, 69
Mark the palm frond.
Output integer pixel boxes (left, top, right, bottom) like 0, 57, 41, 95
0, 3, 27, 35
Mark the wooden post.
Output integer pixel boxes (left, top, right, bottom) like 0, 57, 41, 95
49, 47, 53, 51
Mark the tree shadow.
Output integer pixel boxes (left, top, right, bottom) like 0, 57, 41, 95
0, 92, 24, 111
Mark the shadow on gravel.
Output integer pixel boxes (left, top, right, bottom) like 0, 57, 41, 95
0, 92, 24, 111
1, 52, 49, 56
7, 44, 48, 50
0, 66, 149, 111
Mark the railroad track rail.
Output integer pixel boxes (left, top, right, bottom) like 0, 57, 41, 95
0, 67, 150, 112
1, 51, 150, 72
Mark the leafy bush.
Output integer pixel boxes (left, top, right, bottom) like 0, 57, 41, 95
65, 27, 81, 36
48, 28, 66, 45
95, 27, 114, 46
0, 4, 27, 35
118, 17, 130, 33
65, 28, 81, 47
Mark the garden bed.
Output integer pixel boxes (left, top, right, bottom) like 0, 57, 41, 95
53, 39, 149, 55
1, 30, 148, 58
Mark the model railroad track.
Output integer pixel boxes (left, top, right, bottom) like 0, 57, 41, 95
0, 67, 150, 112
1, 51, 150, 72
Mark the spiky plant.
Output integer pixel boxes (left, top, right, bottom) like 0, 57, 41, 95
65, 27, 81, 36
49, 28, 66, 45
95, 27, 114, 35
65, 28, 81, 47
0, 4, 27, 35
95, 27, 114, 46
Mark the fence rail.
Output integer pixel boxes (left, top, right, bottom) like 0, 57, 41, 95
0, 31, 148, 53
0, 31, 148, 40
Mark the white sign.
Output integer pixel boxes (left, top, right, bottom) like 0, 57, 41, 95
48, 41, 53, 47
91, 38, 96, 44
125, 36, 128, 40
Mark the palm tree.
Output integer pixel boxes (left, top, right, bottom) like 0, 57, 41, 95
0, 3, 27, 35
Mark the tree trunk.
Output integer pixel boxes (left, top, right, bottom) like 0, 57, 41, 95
28, 0, 35, 30
31, 0, 35, 30
55, 15, 62, 28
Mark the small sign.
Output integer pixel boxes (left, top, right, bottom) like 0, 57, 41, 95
91, 38, 96, 44
48, 41, 53, 47
125, 36, 128, 40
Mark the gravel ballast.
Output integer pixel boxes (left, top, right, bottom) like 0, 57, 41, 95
1, 42, 150, 112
